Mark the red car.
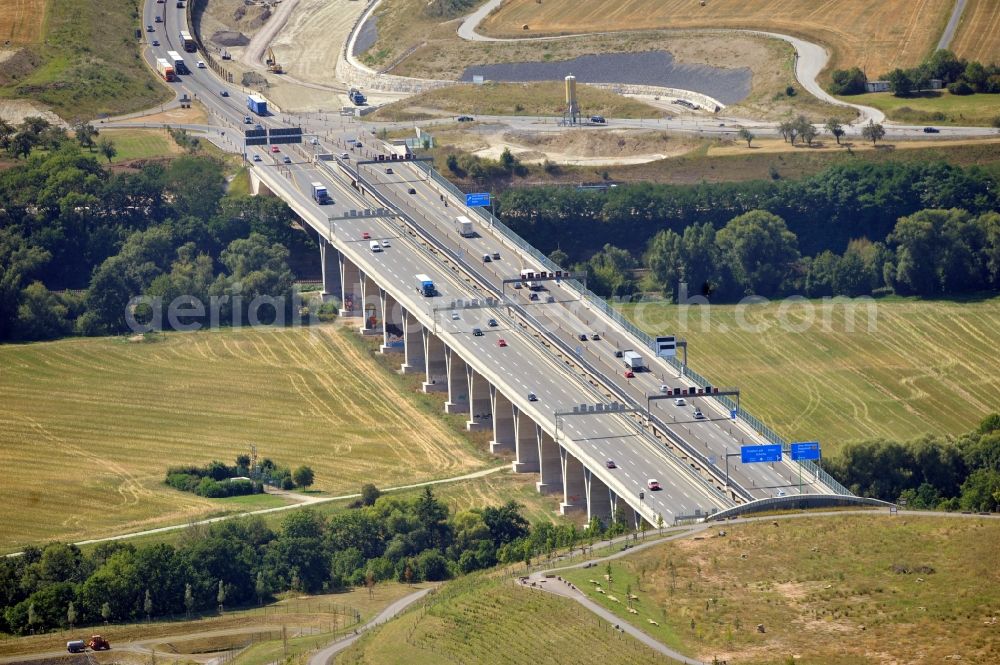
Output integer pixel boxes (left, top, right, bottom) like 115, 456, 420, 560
498, 338, 507, 347
270, 146, 280, 153
362, 231, 371, 240
624, 370, 635, 378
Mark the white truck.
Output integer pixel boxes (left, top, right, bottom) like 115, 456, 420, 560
455, 215, 474, 237
311, 182, 330, 205
622, 350, 645, 371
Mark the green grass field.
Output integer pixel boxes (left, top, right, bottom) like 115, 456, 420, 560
99, 128, 182, 162
619, 297, 1000, 451
0, 0, 171, 119
563, 514, 1000, 665
335, 572, 663, 664
846, 90, 1000, 127
372, 82, 666, 121
0, 325, 490, 553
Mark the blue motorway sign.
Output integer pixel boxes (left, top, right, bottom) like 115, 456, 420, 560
741, 444, 782, 464
790, 441, 821, 461
465, 192, 491, 207
730, 409, 738, 421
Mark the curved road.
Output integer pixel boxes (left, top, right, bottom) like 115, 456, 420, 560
307, 586, 435, 665
456, 0, 884, 123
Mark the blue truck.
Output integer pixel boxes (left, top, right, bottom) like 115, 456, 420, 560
247, 94, 268, 115
415, 274, 435, 297
348, 88, 366, 105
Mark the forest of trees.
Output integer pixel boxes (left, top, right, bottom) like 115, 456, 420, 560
826, 414, 1000, 512
0, 144, 315, 341
0, 490, 633, 636
495, 161, 1000, 300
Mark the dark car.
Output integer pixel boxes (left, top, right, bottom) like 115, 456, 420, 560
923, 126, 940, 133
614, 350, 623, 358
219, 89, 228, 97
408, 187, 416, 194
605, 459, 616, 469
457, 115, 474, 122
472, 328, 483, 336
578, 333, 588, 341
488, 318, 498, 327
492, 252, 500, 260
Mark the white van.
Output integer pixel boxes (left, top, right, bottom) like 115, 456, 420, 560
369, 240, 382, 253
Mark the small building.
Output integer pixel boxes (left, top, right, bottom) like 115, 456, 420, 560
865, 80, 890, 93
928, 78, 944, 90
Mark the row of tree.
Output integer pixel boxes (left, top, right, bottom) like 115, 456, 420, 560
0, 117, 117, 162
633, 207, 1000, 300
828, 49, 1000, 97
165, 456, 314, 496
0, 489, 634, 635
0, 144, 315, 341
825, 414, 1000, 512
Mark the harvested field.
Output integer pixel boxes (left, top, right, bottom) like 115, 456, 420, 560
0, 326, 487, 552
0, 0, 46, 44
618, 297, 1000, 451
480, 0, 955, 77
948, 0, 1000, 64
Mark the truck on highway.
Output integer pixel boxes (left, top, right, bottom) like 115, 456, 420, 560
155, 58, 175, 82
520, 268, 543, 290
455, 215, 474, 237
311, 182, 330, 205
179, 30, 196, 52
348, 88, 366, 105
166, 50, 186, 74
415, 274, 436, 297
247, 94, 268, 115
622, 350, 645, 371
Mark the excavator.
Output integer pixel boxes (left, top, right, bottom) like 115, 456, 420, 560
265, 47, 283, 74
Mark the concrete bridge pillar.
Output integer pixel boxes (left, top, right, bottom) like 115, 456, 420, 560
512, 407, 539, 473
560, 445, 586, 515
248, 170, 276, 197
401, 310, 424, 374
380, 290, 403, 354
584, 468, 613, 526
358, 270, 382, 335
465, 366, 491, 431
318, 238, 341, 303
536, 427, 561, 494
444, 346, 468, 413
490, 386, 515, 454
422, 329, 447, 392
339, 254, 361, 317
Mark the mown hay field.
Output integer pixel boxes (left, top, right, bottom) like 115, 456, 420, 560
0, 0, 46, 44
950, 0, 1000, 65
0, 326, 487, 552
563, 514, 1000, 665
336, 572, 663, 665
619, 297, 1000, 451
480, 0, 955, 77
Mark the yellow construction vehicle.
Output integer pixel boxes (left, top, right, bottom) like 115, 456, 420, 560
266, 47, 283, 74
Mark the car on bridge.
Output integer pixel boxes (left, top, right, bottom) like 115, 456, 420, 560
386, 167, 393, 174
451, 311, 459, 320
362, 231, 371, 239
492, 252, 500, 260
590, 333, 600, 340
252, 154, 261, 162
527, 391, 537, 401
498, 338, 507, 347
578, 333, 587, 341
647, 479, 661, 491
693, 408, 705, 419
219, 90, 228, 97
408, 188, 416, 194
271, 146, 280, 153
483, 254, 492, 263
674, 397, 686, 406
282, 156, 291, 164
488, 318, 498, 327
381, 239, 390, 247
152, 39, 159, 46
624, 370, 635, 378
605, 459, 616, 469
472, 328, 483, 336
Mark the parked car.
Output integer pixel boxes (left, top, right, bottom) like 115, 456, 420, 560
647, 479, 661, 490
606, 459, 617, 469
